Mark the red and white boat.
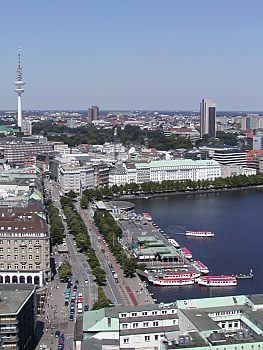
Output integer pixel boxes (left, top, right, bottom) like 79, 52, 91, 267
148, 271, 200, 286
197, 275, 237, 287
152, 277, 195, 286
180, 247, 192, 259
193, 260, 209, 274
185, 230, 214, 237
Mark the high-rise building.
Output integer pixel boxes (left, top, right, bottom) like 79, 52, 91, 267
200, 99, 216, 137
241, 114, 263, 130
88, 106, 99, 123
14, 48, 25, 129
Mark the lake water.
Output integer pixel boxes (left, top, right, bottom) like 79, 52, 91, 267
131, 189, 263, 302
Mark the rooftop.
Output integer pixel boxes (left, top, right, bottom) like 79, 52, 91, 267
0, 284, 35, 315
135, 159, 220, 169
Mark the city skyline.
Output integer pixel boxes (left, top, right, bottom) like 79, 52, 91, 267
1, 0, 263, 111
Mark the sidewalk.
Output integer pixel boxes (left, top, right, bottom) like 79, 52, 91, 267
36, 261, 74, 349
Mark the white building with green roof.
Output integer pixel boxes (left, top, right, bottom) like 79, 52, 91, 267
109, 160, 221, 186
80, 294, 263, 350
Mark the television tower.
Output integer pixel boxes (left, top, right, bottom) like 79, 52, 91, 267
14, 47, 25, 129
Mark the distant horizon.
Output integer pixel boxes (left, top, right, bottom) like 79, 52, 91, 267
1, 109, 263, 114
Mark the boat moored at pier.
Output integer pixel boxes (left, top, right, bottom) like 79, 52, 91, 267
148, 271, 200, 286
197, 275, 237, 287
151, 277, 195, 286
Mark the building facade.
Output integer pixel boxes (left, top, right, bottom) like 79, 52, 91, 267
200, 99, 216, 138
88, 105, 99, 122
81, 303, 179, 350
81, 294, 263, 350
0, 284, 36, 350
212, 151, 247, 167
0, 209, 50, 287
58, 164, 94, 194
109, 160, 221, 186
0, 142, 53, 166
93, 162, 110, 187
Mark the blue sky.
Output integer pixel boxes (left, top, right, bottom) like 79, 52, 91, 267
0, 0, 263, 111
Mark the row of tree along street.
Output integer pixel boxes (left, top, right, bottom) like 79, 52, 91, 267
59, 195, 112, 310
93, 210, 138, 277
80, 174, 263, 205
47, 201, 64, 246
46, 201, 73, 280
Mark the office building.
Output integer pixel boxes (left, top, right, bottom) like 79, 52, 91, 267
58, 164, 94, 194
93, 162, 110, 187
80, 294, 263, 350
212, 150, 247, 167
81, 302, 178, 350
0, 284, 36, 350
0, 141, 53, 166
0, 207, 50, 287
241, 115, 263, 130
88, 105, 99, 122
200, 99, 216, 137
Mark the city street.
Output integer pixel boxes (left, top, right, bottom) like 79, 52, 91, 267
37, 180, 154, 349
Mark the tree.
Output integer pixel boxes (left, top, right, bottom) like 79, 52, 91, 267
67, 190, 77, 199
124, 257, 137, 277
58, 261, 72, 281
93, 266, 106, 285
92, 286, 113, 310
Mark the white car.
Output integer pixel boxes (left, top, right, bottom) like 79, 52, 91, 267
84, 279, 88, 284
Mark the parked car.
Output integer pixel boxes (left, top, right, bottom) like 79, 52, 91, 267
55, 330, 60, 338
84, 305, 89, 311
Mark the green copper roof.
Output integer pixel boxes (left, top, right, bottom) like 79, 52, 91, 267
135, 159, 220, 169
83, 309, 119, 334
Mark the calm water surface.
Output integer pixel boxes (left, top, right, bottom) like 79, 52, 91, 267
131, 189, 263, 302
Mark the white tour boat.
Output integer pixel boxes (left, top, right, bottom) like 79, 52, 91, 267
197, 275, 237, 287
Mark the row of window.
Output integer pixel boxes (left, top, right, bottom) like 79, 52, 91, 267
120, 309, 176, 318
0, 263, 43, 270
0, 247, 46, 253
123, 334, 161, 344
0, 255, 44, 261
122, 321, 160, 329
0, 239, 47, 244
209, 310, 242, 316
